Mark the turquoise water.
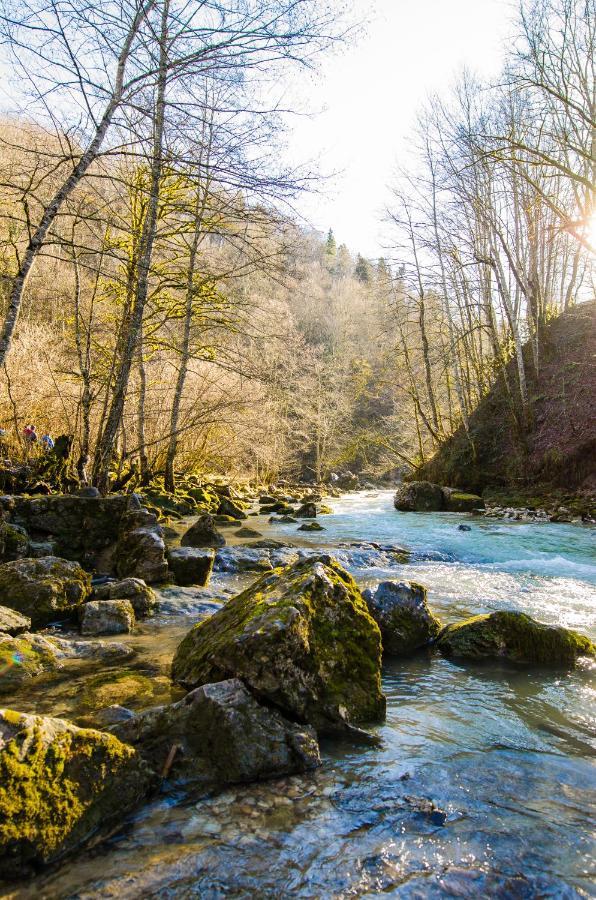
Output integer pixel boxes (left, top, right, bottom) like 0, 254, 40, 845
6, 491, 596, 899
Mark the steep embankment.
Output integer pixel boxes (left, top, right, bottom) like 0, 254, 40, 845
418, 301, 596, 499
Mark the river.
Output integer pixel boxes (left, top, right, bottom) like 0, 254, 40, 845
4, 490, 596, 898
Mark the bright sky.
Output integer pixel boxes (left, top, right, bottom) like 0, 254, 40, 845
287, 0, 515, 258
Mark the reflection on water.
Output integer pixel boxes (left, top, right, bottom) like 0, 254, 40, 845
3, 491, 595, 899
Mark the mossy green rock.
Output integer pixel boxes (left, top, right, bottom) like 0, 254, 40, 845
437, 611, 596, 667
0, 634, 59, 694
81, 670, 176, 712
0, 557, 92, 628
0, 523, 28, 563
0, 709, 152, 877
362, 581, 442, 656
171, 556, 385, 734
0, 605, 30, 637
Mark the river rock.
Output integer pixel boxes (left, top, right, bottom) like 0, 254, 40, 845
0, 606, 30, 637
217, 497, 247, 520
167, 547, 215, 587
92, 577, 156, 617
171, 556, 385, 733
437, 610, 596, 666
0, 709, 152, 877
442, 487, 485, 512
394, 481, 444, 512
234, 526, 262, 538
113, 678, 321, 789
79, 599, 135, 636
181, 514, 226, 549
0, 633, 59, 693
295, 502, 317, 518
0, 556, 91, 628
298, 521, 324, 532
362, 581, 442, 655
213, 546, 300, 574
0, 522, 28, 563
115, 517, 168, 584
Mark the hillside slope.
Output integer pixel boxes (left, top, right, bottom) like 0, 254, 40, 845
417, 301, 596, 498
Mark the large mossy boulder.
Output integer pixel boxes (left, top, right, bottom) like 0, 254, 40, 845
181, 514, 226, 549
0, 557, 91, 628
362, 581, 442, 656
394, 481, 444, 512
114, 678, 320, 789
0, 709, 152, 878
0, 634, 59, 694
171, 556, 386, 734
437, 611, 596, 667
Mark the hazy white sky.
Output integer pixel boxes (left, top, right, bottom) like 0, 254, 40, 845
287, 0, 515, 257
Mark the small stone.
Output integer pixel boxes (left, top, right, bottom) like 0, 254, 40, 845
79, 599, 135, 635
181, 515, 226, 549
297, 522, 324, 532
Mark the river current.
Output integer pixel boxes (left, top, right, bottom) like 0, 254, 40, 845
4, 491, 596, 899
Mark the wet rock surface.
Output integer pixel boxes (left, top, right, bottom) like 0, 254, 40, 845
113, 678, 321, 789
362, 581, 442, 655
437, 610, 595, 666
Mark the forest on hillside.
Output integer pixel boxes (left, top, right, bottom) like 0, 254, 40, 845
0, 0, 593, 494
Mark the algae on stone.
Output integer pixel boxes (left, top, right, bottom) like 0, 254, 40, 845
171, 556, 385, 733
0, 633, 59, 694
437, 610, 595, 666
0, 709, 151, 877
0, 556, 91, 627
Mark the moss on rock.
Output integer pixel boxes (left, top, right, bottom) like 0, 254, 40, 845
171, 555, 385, 734
0, 634, 59, 694
0, 709, 151, 877
0, 523, 29, 563
437, 610, 595, 666
0, 557, 91, 628
81, 669, 175, 712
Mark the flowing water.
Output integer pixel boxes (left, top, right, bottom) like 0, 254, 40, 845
4, 491, 596, 899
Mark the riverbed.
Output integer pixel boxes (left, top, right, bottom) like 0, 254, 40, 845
4, 490, 596, 898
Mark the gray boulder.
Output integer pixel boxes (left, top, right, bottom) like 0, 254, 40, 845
167, 547, 215, 587
0, 605, 30, 636
93, 577, 156, 617
0, 556, 91, 627
79, 599, 135, 636
393, 481, 444, 512
295, 502, 317, 518
362, 581, 442, 656
115, 515, 168, 584
181, 514, 226, 549
113, 678, 320, 789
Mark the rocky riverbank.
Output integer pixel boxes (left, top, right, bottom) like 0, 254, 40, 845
0, 483, 595, 883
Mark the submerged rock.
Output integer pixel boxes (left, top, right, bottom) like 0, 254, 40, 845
113, 678, 320, 789
213, 546, 300, 574
181, 514, 226, 549
0, 556, 91, 628
298, 521, 324, 532
0, 709, 151, 878
362, 581, 442, 656
0, 633, 59, 693
81, 669, 175, 712
79, 599, 135, 636
0, 606, 30, 637
167, 547, 214, 587
394, 481, 444, 512
437, 610, 596, 666
92, 577, 156, 618
171, 556, 385, 733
